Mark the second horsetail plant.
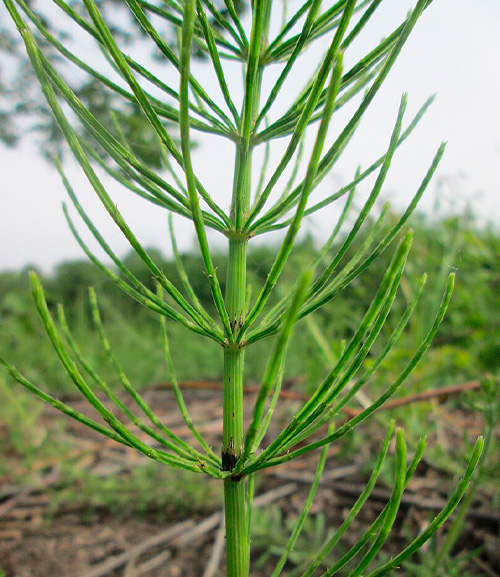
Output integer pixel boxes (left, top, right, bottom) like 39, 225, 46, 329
1, 0, 483, 576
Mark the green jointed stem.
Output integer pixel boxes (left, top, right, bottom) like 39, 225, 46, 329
222, 4, 273, 576
224, 479, 249, 577
222, 256, 249, 564
223, 244, 248, 574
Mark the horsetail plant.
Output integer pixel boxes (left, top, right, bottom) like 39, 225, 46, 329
1, 1, 483, 576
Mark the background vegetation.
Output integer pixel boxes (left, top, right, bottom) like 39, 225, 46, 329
1, 206, 499, 576
2, 208, 499, 393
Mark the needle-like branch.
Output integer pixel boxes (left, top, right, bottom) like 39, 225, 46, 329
179, 0, 233, 338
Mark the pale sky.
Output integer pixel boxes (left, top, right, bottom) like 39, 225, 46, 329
1, 0, 499, 271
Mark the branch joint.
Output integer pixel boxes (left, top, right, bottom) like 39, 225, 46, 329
225, 228, 253, 241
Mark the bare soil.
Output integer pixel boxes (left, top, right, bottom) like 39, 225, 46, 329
1, 385, 498, 577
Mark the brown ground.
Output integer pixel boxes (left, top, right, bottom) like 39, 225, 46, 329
1, 385, 499, 577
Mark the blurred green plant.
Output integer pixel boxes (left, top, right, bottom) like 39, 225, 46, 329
252, 507, 335, 575
53, 460, 222, 519
397, 540, 479, 577
0, 374, 74, 483
0, 375, 45, 463
0, 1, 485, 576
3, 214, 499, 393
431, 376, 500, 572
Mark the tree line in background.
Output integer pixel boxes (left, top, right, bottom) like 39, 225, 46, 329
1, 209, 499, 393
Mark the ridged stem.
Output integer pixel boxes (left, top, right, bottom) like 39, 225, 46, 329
223, 166, 250, 577
222, 4, 271, 575
224, 478, 249, 577
223, 243, 249, 577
